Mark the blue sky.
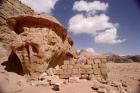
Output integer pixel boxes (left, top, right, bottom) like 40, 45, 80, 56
21, 0, 140, 55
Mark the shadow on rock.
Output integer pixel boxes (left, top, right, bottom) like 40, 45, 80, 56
136, 84, 140, 93
1, 52, 24, 76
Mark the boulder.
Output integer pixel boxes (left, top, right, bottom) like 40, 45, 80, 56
38, 73, 47, 81
98, 88, 107, 93
0, 1, 77, 79
69, 76, 80, 83
2, 14, 77, 79
50, 75, 64, 85
30, 80, 49, 87
52, 84, 60, 91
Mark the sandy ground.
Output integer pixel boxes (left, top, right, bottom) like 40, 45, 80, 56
0, 60, 140, 93
107, 63, 140, 93
17, 80, 94, 93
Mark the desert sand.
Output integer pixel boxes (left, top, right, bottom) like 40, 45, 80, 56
107, 63, 140, 93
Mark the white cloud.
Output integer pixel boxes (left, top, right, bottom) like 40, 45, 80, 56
68, 0, 125, 44
86, 48, 97, 54
20, 0, 59, 14
73, 0, 108, 14
85, 48, 99, 55
68, 14, 115, 35
95, 28, 126, 44
77, 49, 80, 53
78, 48, 99, 56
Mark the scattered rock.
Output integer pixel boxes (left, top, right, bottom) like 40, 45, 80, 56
91, 86, 99, 91
91, 82, 103, 91
98, 88, 107, 93
110, 81, 121, 87
52, 84, 60, 91
38, 73, 47, 81
55, 65, 60, 70
47, 68, 55, 76
69, 76, 80, 83
120, 80, 127, 87
50, 75, 63, 85
31, 80, 49, 87
63, 79, 69, 84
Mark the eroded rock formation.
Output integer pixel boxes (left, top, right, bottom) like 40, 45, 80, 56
0, 0, 33, 59
5, 14, 77, 79
0, 0, 77, 79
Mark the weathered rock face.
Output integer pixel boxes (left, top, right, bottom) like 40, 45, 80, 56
0, 0, 33, 31
0, 0, 33, 18
0, 0, 77, 79
5, 14, 77, 79
0, 0, 33, 59
6, 14, 67, 40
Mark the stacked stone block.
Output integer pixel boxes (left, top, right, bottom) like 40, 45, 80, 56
55, 57, 108, 80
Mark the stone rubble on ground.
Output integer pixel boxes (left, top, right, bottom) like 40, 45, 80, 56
68, 76, 80, 83
52, 84, 60, 91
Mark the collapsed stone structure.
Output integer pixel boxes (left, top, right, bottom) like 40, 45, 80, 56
55, 56, 108, 81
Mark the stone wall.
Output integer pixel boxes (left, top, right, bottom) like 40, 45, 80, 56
54, 57, 108, 81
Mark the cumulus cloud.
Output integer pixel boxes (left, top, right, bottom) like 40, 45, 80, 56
68, 0, 125, 44
20, 0, 59, 14
77, 48, 99, 56
68, 14, 115, 35
95, 28, 126, 44
73, 0, 108, 14
86, 48, 97, 54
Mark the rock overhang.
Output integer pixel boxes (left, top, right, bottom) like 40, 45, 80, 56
3, 13, 79, 78
6, 14, 67, 41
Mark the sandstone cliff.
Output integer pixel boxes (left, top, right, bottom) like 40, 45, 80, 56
6, 14, 77, 78
0, 0, 77, 79
0, 0, 33, 60
0, 0, 33, 18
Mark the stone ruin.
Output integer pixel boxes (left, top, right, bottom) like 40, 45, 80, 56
55, 56, 108, 81
5, 14, 108, 81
